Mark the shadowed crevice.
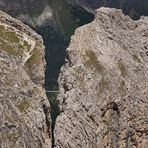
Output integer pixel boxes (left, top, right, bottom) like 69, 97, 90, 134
35, 1, 94, 147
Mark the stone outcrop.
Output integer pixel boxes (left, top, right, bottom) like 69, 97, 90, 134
54, 8, 148, 148
67, 0, 148, 19
0, 11, 51, 148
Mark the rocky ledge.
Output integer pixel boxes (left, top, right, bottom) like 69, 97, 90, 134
0, 11, 51, 148
54, 8, 148, 148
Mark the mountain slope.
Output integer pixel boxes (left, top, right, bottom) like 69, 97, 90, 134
0, 11, 51, 148
54, 8, 148, 148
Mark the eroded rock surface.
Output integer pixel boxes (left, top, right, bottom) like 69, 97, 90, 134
0, 11, 51, 148
54, 8, 148, 148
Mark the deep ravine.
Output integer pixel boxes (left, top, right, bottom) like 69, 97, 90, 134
37, 1, 148, 146
0, 0, 94, 147
0, 0, 148, 147
34, 1, 94, 147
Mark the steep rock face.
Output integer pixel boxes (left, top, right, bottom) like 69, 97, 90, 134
0, 0, 46, 14
67, 0, 148, 19
0, 11, 51, 148
1, 0, 148, 26
0, 0, 53, 27
54, 8, 148, 148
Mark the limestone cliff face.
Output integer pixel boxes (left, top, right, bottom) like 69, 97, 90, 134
67, 0, 148, 19
0, 11, 51, 148
54, 8, 148, 148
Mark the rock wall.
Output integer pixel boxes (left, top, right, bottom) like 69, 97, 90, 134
0, 0, 53, 27
1, 0, 148, 26
0, 11, 51, 148
54, 8, 148, 148
0, 0, 46, 14
67, 0, 148, 19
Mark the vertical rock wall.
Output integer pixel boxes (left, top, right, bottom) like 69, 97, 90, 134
0, 11, 52, 148
67, 0, 148, 19
54, 8, 148, 148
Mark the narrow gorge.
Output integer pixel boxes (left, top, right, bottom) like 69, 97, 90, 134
36, 2, 94, 146
0, 0, 148, 148
0, 0, 94, 147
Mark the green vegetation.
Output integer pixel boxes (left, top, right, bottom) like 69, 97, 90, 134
5, 31, 20, 43
0, 24, 34, 59
83, 50, 104, 73
47, 0, 79, 38
26, 49, 42, 66
17, 100, 31, 112
118, 62, 127, 77
28, 6, 44, 18
47, 0, 93, 38
58, 1, 79, 37
0, 38, 19, 55
0, 25, 21, 56
0, 25, 20, 43
23, 40, 32, 51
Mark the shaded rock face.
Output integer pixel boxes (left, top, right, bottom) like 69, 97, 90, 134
1, 0, 148, 27
67, 0, 148, 19
54, 8, 148, 148
0, 0, 46, 14
0, 11, 51, 148
0, 0, 52, 27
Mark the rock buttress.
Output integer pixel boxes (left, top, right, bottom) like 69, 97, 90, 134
0, 11, 51, 148
54, 8, 148, 148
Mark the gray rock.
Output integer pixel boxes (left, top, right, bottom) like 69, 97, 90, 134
0, 11, 51, 148
54, 8, 148, 148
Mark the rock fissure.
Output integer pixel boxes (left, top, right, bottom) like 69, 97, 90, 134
34, 3, 94, 147
7, 1, 94, 146
1, 1, 148, 148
